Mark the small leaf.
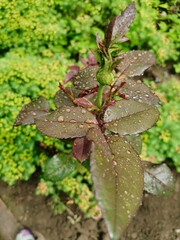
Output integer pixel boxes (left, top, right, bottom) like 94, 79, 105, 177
35, 106, 98, 139
73, 137, 92, 162
43, 153, 76, 181
72, 66, 99, 90
104, 100, 160, 135
14, 96, 49, 126
143, 162, 175, 196
87, 128, 143, 240
125, 134, 142, 154
54, 89, 74, 108
117, 79, 160, 106
73, 97, 94, 108
64, 65, 80, 83
104, 2, 135, 48
116, 51, 155, 77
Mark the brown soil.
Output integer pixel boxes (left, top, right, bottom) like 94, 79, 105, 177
0, 172, 179, 240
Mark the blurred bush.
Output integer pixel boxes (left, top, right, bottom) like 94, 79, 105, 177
142, 78, 180, 172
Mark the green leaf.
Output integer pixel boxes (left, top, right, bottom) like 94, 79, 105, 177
104, 100, 159, 135
54, 89, 74, 108
43, 153, 76, 181
143, 162, 175, 196
116, 51, 155, 77
125, 134, 142, 154
35, 106, 98, 139
14, 96, 49, 126
117, 79, 160, 106
72, 66, 99, 90
87, 128, 143, 240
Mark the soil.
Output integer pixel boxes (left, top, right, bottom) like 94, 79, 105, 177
0, 172, 179, 240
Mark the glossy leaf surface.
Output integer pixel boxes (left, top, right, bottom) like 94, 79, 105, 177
72, 66, 99, 90
143, 162, 174, 196
54, 89, 74, 108
116, 51, 155, 77
35, 106, 98, 139
117, 79, 160, 106
43, 154, 76, 181
73, 137, 92, 162
125, 134, 142, 154
87, 128, 143, 240
105, 2, 135, 48
104, 100, 159, 135
14, 96, 49, 126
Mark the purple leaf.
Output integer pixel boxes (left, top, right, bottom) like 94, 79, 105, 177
14, 96, 49, 126
96, 32, 105, 51
116, 51, 156, 77
125, 134, 142, 154
117, 79, 160, 106
104, 100, 160, 135
64, 65, 80, 83
72, 65, 99, 91
143, 162, 175, 196
35, 106, 98, 139
87, 128, 143, 240
73, 137, 92, 162
80, 53, 97, 67
105, 2, 136, 48
54, 89, 74, 108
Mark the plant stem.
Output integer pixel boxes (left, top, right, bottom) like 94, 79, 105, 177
96, 84, 104, 109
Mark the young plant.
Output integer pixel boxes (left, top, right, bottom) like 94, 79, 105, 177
14, 2, 174, 239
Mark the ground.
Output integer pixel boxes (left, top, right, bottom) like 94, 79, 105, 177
0, 171, 179, 240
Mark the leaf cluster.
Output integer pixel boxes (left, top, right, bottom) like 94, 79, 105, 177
14, 3, 174, 239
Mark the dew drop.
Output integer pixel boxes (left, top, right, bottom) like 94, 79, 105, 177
85, 119, 94, 124
31, 111, 36, 116
66, 108, 70, 112
127, 150, 131, 154
113, 160, 117, 166
81, 109, 86, 114
70, 119, 76, 123
58, 116, 64, 122
79, 124, 84, 129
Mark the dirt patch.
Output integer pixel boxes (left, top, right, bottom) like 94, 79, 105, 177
0, 172, 179, 240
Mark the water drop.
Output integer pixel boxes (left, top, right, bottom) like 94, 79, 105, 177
79, 124, 84, 129
66, 108, 70, 112
113, 160, 117, 166
31, 111, 36, 116
81, 108, 86, 114
70, 119, 76, 123
127, 150, 131, 154
58, 116, 64, 122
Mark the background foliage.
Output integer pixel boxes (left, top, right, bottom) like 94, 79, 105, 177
0, 0, 179, 216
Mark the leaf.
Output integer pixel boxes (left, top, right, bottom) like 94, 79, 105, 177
117, 79, 160, 106
104, 99, 160, 135
87, 128, 143, 240
72, 65, 99, 90
116, 51, 155, 77
125, 134, 142, 154
143, 162, 175, 196
14, 96, 49, 126
35, 106, 98, 139
43, 153, 76, 181
73, 97, 94, 108
64, 65, 80, 83
54, 89, 74, 108
104, 2, 135, 48
73, 137, 92, 162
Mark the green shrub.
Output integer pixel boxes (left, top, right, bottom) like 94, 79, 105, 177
0, 53, 71, 185
142, 78, 180, 172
